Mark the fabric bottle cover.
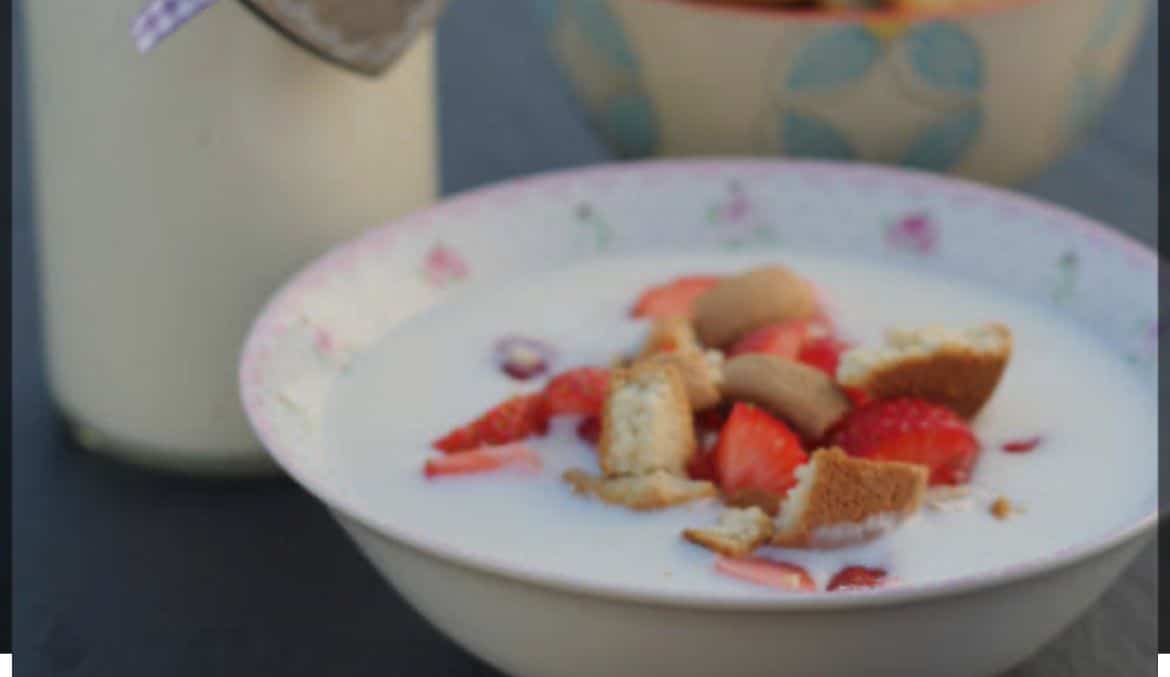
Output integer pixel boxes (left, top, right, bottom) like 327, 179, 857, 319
131, 0, 447, 76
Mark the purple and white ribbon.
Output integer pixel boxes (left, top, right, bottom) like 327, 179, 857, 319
130, 0, 219, 54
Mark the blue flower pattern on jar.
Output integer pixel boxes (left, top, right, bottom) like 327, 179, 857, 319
773, 20, 985, 172
532, 0, 659, 158
533, 1, 1139, 172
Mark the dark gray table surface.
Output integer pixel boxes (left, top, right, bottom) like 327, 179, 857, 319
12, 1, 1159, 675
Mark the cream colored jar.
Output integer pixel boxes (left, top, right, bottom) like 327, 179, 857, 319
538, 0, 1147, 185
23, 0, 436, 474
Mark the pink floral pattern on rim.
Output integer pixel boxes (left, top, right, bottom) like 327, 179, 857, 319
422, 242, 469, 287
238, 159, 1157, 610
707, 180, 780, 250
886, 212, 939, 255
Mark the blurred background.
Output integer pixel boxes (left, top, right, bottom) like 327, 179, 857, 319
12, 0, 1157, 675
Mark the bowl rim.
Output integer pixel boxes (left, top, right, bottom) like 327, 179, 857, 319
639, 0, 1050, 23
240, 158, 1160, 611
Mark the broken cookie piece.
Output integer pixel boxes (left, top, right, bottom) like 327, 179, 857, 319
989, 495, 1023, 520
640, 351, 723, 411
563, 469, 717, 511
837, 323, 1012, 418
637, 318, 724, 410
638, 316, 701, 358
683, 506, 775, 557
772, 447, 927, 549
599, 361, 697, 477
721, 353, 852, 440
692, 265, 818, 348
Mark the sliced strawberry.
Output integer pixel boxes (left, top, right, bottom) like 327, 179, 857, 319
423, 443, 541, 478
1002, 436, 1042, 453
843, 386, 871, 408
433, 424, 480, 455
630, 276, 721, 319
432, 393, 549, 453
689, 409, 725, 481
477, 393, 550, 446
728, 320, 809, 360
797, 335, 853, 377
826, 566, 888, 591
694, 405, 731, 434
713, 403, 808, 496
576, 416, 601, 446
544, 367, 609, 417
714, 556, 816, 592
686, 449, 718, 482
828, 397, 980, 486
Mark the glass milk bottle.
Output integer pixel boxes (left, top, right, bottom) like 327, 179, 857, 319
22, 0, 437, 474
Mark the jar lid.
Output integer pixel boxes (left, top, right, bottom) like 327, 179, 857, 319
238, 0, 446, 76
131, 0, 445, 76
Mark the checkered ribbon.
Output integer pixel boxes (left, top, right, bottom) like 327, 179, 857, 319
130, 0, 219, 53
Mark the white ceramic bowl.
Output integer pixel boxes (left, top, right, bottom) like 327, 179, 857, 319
239, 160, 1158, 677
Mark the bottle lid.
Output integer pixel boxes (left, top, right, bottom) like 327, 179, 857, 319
131, 0, 446, 76
239, 0, 446, 75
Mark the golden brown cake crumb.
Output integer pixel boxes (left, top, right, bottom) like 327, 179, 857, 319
837, 323, 1012, 418
990, 496, 1016, 520
599, 361, 696, 477
773, 447, 928, 549
683, 507, 775, 557
636, 317, 724, 410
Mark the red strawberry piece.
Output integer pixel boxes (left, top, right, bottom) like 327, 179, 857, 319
713, 402, 809, 496
423, 443, 541, 478
843, 386, 871, 408
1002, 436, 1042, 453
477, 393, 550, 446
728, 320, 809, 360
828, 397, 980, 486
630, 275, 721, 319
432, 393, 549, 453
694, 405, 731, 433
686, 449, 718, 482
826, 566, 889, 591
797, 336, 853, 377
432, 424, 480, 455
544, 367, 610, 417
714, 556, 816, 592
576, 416, 601, 446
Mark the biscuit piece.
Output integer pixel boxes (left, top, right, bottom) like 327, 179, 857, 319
772, 448, 927, 549
637, 318, 724, 410
721, 354, 851, 440
692, 265, 818, 348
638, 317, 701, 358
837, 323, 1012, 418
683, 507, 775, 557
640, 351, 724, 411
563, 469, 717, 511
599, 362, 697, 477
